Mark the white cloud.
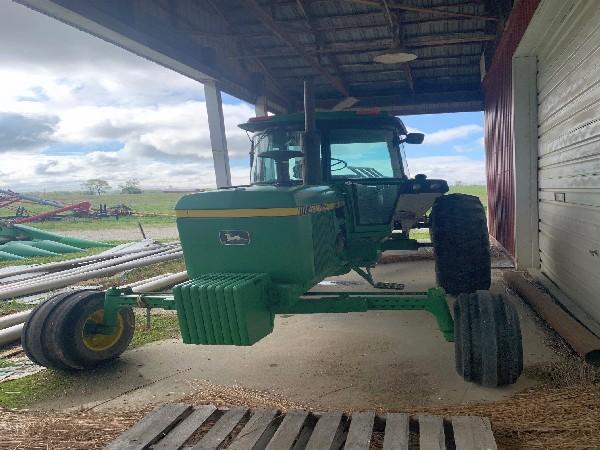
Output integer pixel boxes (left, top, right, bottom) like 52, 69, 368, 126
424, 124, 483, 145
0, 1, 485, 192
453, 137, 485, 153
406, 156, 485, 185
0, 1, 258, 191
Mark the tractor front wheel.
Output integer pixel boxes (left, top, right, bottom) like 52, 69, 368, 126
454, 290, 523, 386
430, 193, 491, 295
22, 290, 135, 370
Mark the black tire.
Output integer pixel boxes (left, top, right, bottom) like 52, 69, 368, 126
22, 290, 135, 370
454, 290, 523, 387
22, 291, 76, 369
430, 193, 491, 295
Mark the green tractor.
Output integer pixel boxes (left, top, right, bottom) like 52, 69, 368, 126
22, 107, 522, 387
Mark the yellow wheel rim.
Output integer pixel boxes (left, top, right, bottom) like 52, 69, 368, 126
82, 310, 125, 352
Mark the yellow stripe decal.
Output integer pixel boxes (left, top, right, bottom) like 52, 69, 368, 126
176, 202, 342, 218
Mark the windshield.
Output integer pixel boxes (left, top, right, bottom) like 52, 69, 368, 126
329, 128, 403, 178
249, 127, 404, 184
251, 130, 305, 184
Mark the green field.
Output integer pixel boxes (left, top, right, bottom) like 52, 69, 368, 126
0, 185, 487, 232
1, 191, 181, 231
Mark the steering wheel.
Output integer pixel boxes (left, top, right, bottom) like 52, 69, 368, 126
330, 157, 348, 172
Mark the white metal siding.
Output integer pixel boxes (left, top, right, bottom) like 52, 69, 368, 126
536, 1, 600, 322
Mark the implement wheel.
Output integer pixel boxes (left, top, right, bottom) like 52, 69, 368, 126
454, 290, 523, 387
430, 193, 491, 295
22, 290, 135, 370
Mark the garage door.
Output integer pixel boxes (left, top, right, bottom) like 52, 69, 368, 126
536, 2, 600, 322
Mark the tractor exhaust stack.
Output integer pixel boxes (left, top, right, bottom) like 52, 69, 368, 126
302, 79, 321, 185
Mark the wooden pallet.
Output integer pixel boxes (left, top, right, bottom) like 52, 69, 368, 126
104, 404, 497, 450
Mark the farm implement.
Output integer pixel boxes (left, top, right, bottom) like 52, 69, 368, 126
22, 88, 523, 387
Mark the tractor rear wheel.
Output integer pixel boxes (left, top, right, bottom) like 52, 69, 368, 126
22, 290, 135, 370
430, 193, 490, 295
454, 290, 523, 386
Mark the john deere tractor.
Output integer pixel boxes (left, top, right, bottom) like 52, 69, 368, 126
22, 100, 522, 387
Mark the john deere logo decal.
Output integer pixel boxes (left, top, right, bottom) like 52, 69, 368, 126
219, 230, 251, 246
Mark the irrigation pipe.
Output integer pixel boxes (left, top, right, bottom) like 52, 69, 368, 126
0, 250, 183, 300
0, 242, 173, 280
132, 271, 188, 293
0, 323, 24, 346
0, 310, 31, 330
0, 246, 181, 291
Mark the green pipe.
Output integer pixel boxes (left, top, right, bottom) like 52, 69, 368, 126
28, 240, 83, 253
0, 250, 24, 261
12, 224, 109, 248
0, 242, 59, 257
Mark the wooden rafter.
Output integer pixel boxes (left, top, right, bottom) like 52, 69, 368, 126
243, 0, 350, 96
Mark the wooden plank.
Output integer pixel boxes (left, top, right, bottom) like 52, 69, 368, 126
228, 409, 279, 450
418, 416, 445, 450
104, 403, 191, 450
152, 405, 216, 450
451, 416, 497, 450
344, 411, 375, 450
191, 407, 247, 450
382, 413, 409, 450
265, 410, 308, 450
305, 412, 343, 450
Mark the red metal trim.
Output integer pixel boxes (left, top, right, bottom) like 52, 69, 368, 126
13, 202, 92, 224
483, 0, 541, 255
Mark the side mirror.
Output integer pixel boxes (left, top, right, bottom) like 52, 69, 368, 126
403, 132, 425, 144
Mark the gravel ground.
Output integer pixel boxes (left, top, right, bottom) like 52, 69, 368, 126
55, 225, 179, 242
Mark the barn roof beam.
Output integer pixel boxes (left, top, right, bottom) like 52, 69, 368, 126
229, 33, 495, 58
294, 0, 350, 96
203, 0, 291, 109
243, 0, 350, 96
347, 0, 499, 21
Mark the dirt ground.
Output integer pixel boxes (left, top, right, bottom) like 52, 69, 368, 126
32, 257, 556, 412
2, 251, 600, 449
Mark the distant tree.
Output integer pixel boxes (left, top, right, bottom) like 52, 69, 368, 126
119, 178, 142, 194
82, 179, 111, 195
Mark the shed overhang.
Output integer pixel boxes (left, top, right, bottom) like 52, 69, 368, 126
14, 0, 513, 115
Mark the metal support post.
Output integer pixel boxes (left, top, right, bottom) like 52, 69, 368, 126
255, 95, 268, 116
204, 80, 232, 188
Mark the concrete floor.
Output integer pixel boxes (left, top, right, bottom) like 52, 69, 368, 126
38, 255, 557, 411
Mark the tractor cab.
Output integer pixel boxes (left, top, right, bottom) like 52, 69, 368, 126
240, 111, 446, 240
240, 111, 423, 185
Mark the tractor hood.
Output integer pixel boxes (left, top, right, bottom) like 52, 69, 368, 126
175, 184, 340, 213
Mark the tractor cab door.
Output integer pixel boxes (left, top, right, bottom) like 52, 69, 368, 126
325, 127, 406, 263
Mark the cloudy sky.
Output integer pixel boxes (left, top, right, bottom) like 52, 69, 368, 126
0, 0, 485, 192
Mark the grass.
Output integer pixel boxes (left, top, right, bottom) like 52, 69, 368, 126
0, 301, 32, 316
0, 310, 180, 408
1, 186, 487, 233
0, 369, 75, 409
1, 191, 181, 232
130, 312, 180, 348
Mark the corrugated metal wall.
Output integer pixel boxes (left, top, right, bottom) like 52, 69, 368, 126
536, 1, 600, 322
483, 0, 540, 254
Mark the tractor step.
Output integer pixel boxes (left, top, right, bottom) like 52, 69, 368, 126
105, 403, 498, 450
